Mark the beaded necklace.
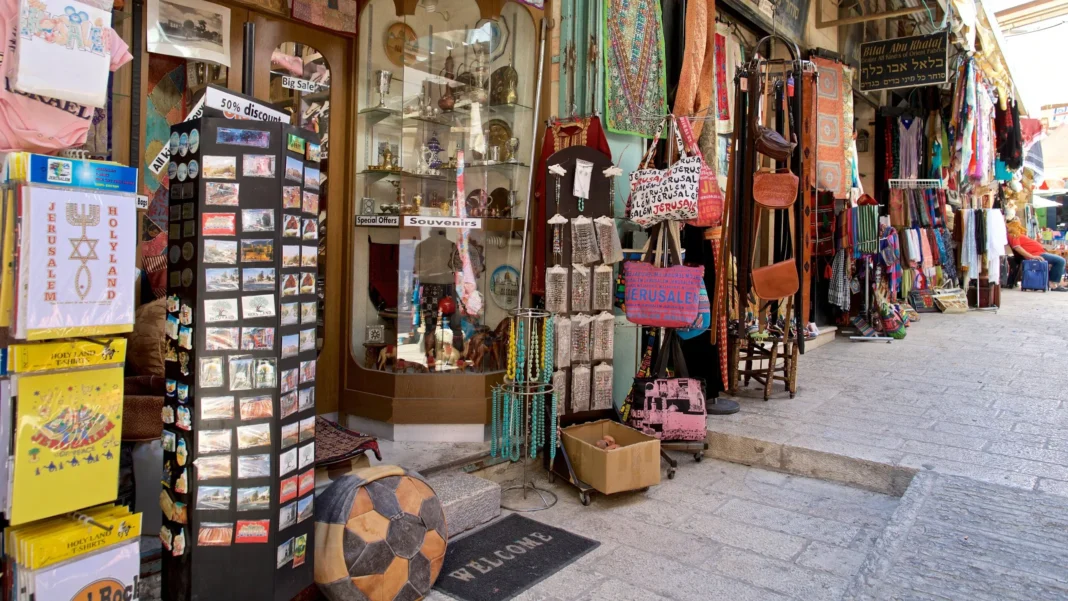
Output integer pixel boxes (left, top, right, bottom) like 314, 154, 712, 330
506, 318, 517, 381
490, 385, 499, 457
527, 321, 540, 383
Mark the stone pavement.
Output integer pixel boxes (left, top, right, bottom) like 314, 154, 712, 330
710, 287, 1068, 496
428, 455, 900, 601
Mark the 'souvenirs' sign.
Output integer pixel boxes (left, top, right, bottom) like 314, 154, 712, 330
859, 32, 949, 92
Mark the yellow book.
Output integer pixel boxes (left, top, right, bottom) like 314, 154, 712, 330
20, 510, 142, 570
7, 505, 120, 565
0, 187, 16, 327
9, 365, 125, 525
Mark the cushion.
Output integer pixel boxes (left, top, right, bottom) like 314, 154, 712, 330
127, 298, 167, 378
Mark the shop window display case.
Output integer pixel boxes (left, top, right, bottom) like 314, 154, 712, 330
344, 0, 540, 440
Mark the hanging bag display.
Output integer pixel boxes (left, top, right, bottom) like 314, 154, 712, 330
674, 116, 724, 228
623, 222, 704, 328
626, 116, 701, 228
751, 64, 799, 209
626, 330, 708, 441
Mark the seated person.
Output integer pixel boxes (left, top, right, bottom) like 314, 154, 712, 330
1007, 220, 1067, 291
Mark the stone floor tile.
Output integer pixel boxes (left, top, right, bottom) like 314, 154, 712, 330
900, 440, 1068, 481
1036, 478, 1068, 498
575, 579, 674, 601
984, 441, 1068, 466
713, 498, 862, 547
898, 457, 1037, 490
685, 511, 809, 561
795, 541, 870, 578
704, 547, 849, 601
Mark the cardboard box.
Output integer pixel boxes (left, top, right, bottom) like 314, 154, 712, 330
561, 420, 661, 495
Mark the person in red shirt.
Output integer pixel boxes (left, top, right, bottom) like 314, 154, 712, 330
1008, 220, 1067, 291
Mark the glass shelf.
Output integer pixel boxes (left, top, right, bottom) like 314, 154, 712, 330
357, 169, 448, 182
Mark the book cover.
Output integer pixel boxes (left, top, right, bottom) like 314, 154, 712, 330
31, 540, 139, 601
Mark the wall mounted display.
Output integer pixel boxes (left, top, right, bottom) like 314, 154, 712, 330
163, 117, 318, 601
147, 0, 232, 67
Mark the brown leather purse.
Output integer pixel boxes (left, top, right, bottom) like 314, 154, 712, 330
750, 204, 800, 301
756, 127, 797, 161
752, 65, 798, 209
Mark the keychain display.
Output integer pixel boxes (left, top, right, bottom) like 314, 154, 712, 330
571, 365, 591, 412
592, 363, 614, 410
570, 217, 600, 265
552, 369, 567, 415
549, 214, 567, 265
592, 264, 614, 312
570, 314, 591, 363
545, 266, 569, 314
571, 265, 591, 312
594, 216, 624, 264
555, 316, 572, 366
592, 312, 614, 362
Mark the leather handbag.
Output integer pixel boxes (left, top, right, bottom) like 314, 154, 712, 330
623, 223, 704, 328
627, 330, 708, 442
753, 168, 799, 208
756, 126, 797, 161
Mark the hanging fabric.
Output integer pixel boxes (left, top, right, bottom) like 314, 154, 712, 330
810, 57, 851, 199
604, 0, 669, 138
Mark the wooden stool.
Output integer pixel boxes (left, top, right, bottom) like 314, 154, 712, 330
729, 299, 799, 400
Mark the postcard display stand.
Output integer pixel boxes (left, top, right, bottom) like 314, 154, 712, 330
162, 118, 321, 601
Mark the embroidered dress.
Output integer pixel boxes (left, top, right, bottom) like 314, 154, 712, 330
603, 0, 668, 138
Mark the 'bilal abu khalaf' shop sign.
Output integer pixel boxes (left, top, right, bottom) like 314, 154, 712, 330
859, 32, 948, 92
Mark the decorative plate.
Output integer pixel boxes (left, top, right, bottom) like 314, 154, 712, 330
490, 265, 520, 310
384, 22, 417, 67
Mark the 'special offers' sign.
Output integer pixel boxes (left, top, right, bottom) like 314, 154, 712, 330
859, 32, 949, 92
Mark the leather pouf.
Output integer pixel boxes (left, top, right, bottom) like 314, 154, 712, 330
315, 465, 447, 601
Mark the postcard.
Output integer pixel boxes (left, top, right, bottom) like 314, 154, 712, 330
198, 523, 233, 546
205, 268, 239, 292
236, 486, 271, 512
302, 191, 318, 215
282, 215, 300, 238
299, 416, 315, 442
299, 274, 315, 296
241, 326, 275, 351
298, 469, 314, 496
279, 448, 297, 476
206, 182, 240, 206
229, 357, 255, 391
204, 298, 239, 322
202, 213, 236, 236
277, 538, 293, 568
280, 477, 298, 505
279, 501, 296, 530
302, 218, 318, 240
300, 359, 316, 384
242, 267, 276, 291
205, 327, 240, 350
294, 534, 307, 567
255, 358, 277, 389
287, 133, 306, 153
218, 128, 270, 148
299, 328, 316, 352
296, 495, 314, 523
203, 156, 236, 179
282, 245, 301, 267
306, 142, 321, 162
281, 422, 298, 449
242, 208, 275, 233
305, 167, 320, 190
237, 424, 271, 450
238, 454, 271, 479
200, 395, 234, 421
298, 442, 315, 469
240, 395, 274, 420
194, 455, 232, 481
281, 368, 298, 393
301, 246, 317, 268
235, 520, 270, 544
281, 273, 299, 297
196, 486, 231, 511
284, 156, 303, 182
198, 429, 231, 454
282, 186, 301, 209
280, 302, 299, 326
242, 294, 276, 319
281, 334, 299, 359
300, 302, 317, 325
204, 239, 238, 264
243, 154, 276, 178
280, 392, 298, 419
241, 238, 273, 262
298, 387, 315, 412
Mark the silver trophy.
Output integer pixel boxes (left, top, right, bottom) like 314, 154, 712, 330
506, 137, 520, 163
375, 70, 393, 108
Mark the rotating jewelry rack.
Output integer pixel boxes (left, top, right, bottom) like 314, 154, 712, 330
491, 307, 559, 512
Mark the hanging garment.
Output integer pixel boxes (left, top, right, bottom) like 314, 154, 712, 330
811, 57, 850, 199
672, 0, 715, 140
0, 0, 132, 153
960, 210, 980, 277
531, 118, 611, 297
879, 226, 902, 298
842, 65, 858, 190
986, 208, 1008, 283
898, 117, 923, 179
604, 0, 669, 138
829, 249, 851, 311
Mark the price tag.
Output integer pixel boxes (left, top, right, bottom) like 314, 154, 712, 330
135, 195, 149, 210
573, 159, 593, 199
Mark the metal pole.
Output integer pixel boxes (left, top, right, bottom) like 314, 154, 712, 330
242, 22, 255, 95
516, 17, 549, 306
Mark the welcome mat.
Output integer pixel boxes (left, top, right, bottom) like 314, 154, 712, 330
434, 514, 600, 601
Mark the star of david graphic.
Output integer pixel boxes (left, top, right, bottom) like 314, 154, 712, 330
66, 203, 101, 300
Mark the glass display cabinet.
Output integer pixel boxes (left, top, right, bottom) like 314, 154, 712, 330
344, 0, 541, 440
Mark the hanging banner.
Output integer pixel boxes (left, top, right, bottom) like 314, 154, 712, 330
859, 32, 949, 92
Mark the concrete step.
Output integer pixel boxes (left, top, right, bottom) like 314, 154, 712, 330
427, 471, 501, 538
841, 470, 1068, 601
